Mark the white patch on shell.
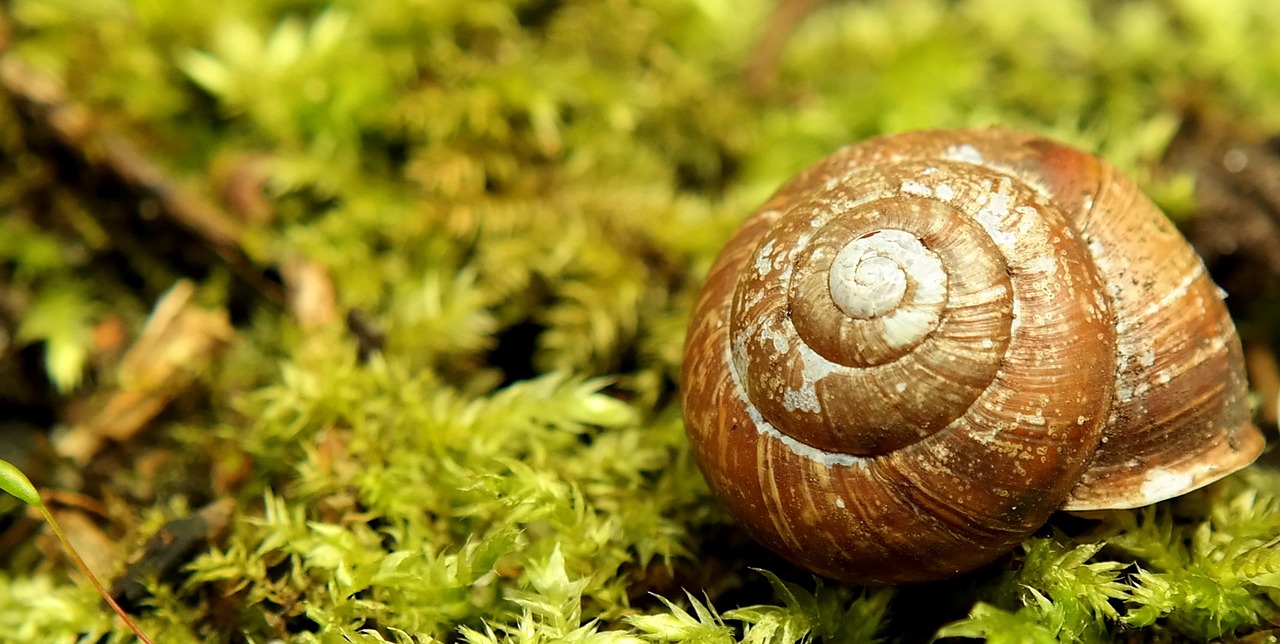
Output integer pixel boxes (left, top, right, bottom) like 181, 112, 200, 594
944, 143, 984, 164
1138, 349, 1156, 368
781, 342, 841, 413
1016, 411, 1046, 426
880, 308, 942, 349
974, 189, 1016, 249
755, 240, 776, 278
967, 403, 1006, 446
1114, 382, 1135, 404
935, 183, 956, 201
1137, 468, 1200, 506
777, 264, 793, 285
900, 180, 932, 196
1023, 256, 1057, 276
758, 324, 790, 355
1114, 331, 1158, 404
970, 284, 1009, 303
724, 343, 861, 468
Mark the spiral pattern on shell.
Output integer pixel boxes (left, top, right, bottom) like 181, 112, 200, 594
681, 128, 1264, 584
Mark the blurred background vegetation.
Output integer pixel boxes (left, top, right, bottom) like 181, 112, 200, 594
0, 0, 1278, 641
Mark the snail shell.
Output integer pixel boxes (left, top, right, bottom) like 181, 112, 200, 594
681, 127, 1265, 585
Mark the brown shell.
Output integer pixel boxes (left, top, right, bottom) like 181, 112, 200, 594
680, 127, 1264, 585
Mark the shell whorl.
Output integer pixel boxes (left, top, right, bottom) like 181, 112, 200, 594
681, 127, 1264, 584
721, 151, 1115, 576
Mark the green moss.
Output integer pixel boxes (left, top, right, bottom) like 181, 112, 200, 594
2, 0, 1279, 641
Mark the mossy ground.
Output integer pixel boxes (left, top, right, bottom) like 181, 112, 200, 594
1, 0, 1279, 642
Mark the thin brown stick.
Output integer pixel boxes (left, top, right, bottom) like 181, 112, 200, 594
0, 55, 284, 304
38, 497, 155, 644
744, 0, 824, 97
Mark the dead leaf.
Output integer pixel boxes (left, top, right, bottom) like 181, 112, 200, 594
54, 281, 234, 465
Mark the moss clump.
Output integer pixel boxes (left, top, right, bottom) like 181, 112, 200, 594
1, 0, 1279, 641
